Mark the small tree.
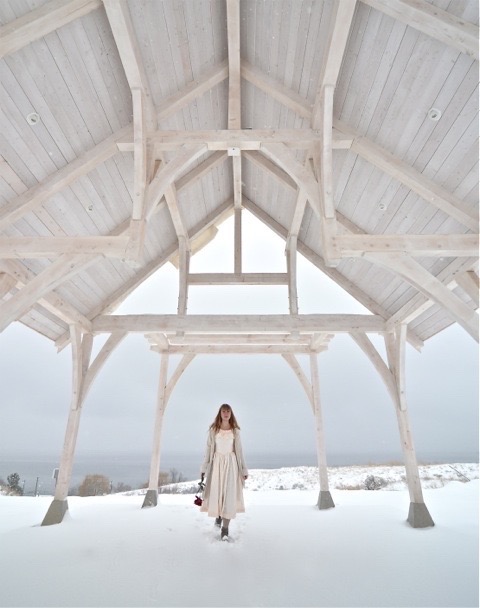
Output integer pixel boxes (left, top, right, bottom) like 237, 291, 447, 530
78, 474, 110, 496
7, 473, 23, 496
113, 482, 132, 493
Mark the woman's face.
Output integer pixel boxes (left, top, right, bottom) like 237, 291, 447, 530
221, 407, 231, 422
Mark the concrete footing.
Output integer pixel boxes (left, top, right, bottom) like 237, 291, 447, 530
317, 490, 335, 510
41, 499, 69, 526
142, 489, 158, 508
407, 502, 435, 528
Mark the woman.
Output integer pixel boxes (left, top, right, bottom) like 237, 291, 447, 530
200, 403, 248, 540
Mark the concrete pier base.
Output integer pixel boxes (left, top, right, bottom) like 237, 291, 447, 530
317, 490, 335, 510
142, 489, 158, 508
41, 499, 69, 526
407, 502, 435, 528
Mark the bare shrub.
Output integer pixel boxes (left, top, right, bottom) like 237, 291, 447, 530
78, 474, 110, 496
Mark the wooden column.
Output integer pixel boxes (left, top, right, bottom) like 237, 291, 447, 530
142, 353, 169, 508
42, 330, 127, 525
386, 325, 434, 528
310, 353, 335, 509
42, 326, 91, 525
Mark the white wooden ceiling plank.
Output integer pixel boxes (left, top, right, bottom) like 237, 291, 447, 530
25, 39, 100, 150
0, 60, 76, 168
43, 29, 114, 142
56, 18, 123, 133
335, 121, 478, 231
0, 84, 59, 181
361, 0, 479, 59
83, 7, 132, 123
0, 0, 102, 59
0, 127, 130, 231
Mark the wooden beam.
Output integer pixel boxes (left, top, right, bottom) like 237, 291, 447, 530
282, 354, 314, 408
244, 151, 297, 191
93, 314, 387, 334
118, 129, 352, 152
145, 145, 208, 220
243, 197, 425, 350
226, 0, 241, 129
334, 120, 479, 231
150, 344, 315, 355
286, 236, 299, 315
177, 236, 189, 317
312, 86, 338, 265
234, 207, 242, 274
0, 260, 92, 331
260, 143, 320, 216
241, 60, 312, 120
102, 0, 147, 91
0, 125, 131, 231
333, 234, 479, 257
314, 0, 358, 95
161, 333, 313, 345
0, 254, 99, 333
164, 184, 189, 242
456, 270, 479, 307
54, 200, 234, 350
188, 273, 288, 285
361, 0, 479, 60
0, 272, 16, 298
0, 0, 102, 59
175, 151, 226, 193
146, 128, 348, 150
156, 60, 229, 123
371, 253, 479, 341
0, 236, 129, 258
131, 88, 147, 220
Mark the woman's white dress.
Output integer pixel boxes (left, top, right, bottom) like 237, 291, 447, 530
201, 429, 245, 519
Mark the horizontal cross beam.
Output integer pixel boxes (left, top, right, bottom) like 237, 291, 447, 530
93, 314, 387, 334
117, 129, 352, 152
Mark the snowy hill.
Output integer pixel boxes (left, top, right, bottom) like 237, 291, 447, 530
134, 462, 479, 495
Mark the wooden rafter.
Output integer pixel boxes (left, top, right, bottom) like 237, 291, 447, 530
0, 125, 131, 232
334, 121, 479, 231
361, 0, 479, 60
0, 0, 102, 59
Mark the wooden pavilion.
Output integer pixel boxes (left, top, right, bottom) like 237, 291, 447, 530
0, 0, 478, 528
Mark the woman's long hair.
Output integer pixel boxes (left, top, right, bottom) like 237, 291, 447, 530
209, 403, 240, 432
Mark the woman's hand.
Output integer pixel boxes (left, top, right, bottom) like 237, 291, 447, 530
244, 475, 248, 481
201, 473, 205, 482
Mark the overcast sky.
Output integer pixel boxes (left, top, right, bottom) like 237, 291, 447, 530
0, 213, 478, 469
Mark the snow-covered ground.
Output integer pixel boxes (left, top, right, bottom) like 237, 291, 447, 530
0, 464, 478, 607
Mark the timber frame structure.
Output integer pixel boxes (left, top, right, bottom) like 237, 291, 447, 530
0, 0, 478, 528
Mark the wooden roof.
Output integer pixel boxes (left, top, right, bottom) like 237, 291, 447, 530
0, 0, 478, 352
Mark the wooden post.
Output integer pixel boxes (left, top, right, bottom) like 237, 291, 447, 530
41, 326, 91, 525
142, 353, 169, 508
41, 330, 127, 526
386, 325, 434, 528
310, 353, 334, 509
